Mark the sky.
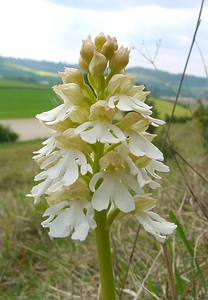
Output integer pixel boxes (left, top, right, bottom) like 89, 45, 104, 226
0, 0, 207, 77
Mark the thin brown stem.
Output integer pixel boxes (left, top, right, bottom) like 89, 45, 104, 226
162, 243, 178, 300
163, 0, 205, 148
119, 226, 140, 300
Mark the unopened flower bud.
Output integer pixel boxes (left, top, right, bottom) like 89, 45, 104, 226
78, 57, 89, 73
101, 35, 118, 59
89, 51, 107, 76
94, 32, 107, 50
80, 35, 96, 64
58, 67, 84, 87
109, 46, 130, 72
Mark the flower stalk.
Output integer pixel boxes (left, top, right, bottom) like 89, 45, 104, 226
95, 210, 116, 300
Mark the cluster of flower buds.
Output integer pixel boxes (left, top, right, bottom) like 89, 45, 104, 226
28, 33, 176, 242
79, 33, 129, 75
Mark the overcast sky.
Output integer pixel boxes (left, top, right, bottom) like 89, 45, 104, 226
0, 0, 207, 77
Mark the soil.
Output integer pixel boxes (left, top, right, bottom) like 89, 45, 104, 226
0, 118, 52, 141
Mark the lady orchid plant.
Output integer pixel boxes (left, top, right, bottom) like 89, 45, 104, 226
28, 33, 176, 299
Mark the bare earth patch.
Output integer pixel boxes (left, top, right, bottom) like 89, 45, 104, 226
0, 118, 51, 141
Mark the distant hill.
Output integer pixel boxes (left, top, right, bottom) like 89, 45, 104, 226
128, 67, 208, 101
0, 56, 75, 86
0, 56, 207, 100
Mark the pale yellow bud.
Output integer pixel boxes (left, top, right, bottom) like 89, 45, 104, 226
109, 46, 130, 72
89, 50, 107, 76
58, 67, 84, 87
78, 57, 89, 73
80, 35, 96, 64
101, 35, 118, 59
94, 32, 107, 50
53, 83, 84, 105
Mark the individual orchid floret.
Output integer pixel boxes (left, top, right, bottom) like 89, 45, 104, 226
116, 144, 167, 190
41, 180, 96, 240
133, 156, 169, 188
28, 129, 92, 202
37, 83, 89, 125
120, 112, 164, 160
75, 100, 126, 144
27, 178, 53, 204
32, 135, 58, 163
108, 74, 152, 116
133, 195, 177, 243
36, 104, 73, 126
90, 151, 144, 213
140, 157, 170, 179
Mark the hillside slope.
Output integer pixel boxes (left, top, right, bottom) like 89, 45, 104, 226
0, 56, 207, 100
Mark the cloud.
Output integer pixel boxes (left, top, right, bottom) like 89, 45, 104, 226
0, 0, 207, 77
46, 0, 201, 10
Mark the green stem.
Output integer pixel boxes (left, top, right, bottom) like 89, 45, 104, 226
95, 209, 116, 300
93, 141, 116, 299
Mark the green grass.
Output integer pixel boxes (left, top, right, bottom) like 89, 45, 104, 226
0, 78, 50, 89
0, 121, 208, 299
0, 88, 58, 119
151, 97, 192, 119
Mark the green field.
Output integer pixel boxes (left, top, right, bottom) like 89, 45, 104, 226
0, 80, 59, 118
0, 79, 192, 119
152, 97, 192, 119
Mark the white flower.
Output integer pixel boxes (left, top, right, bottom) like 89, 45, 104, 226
27, 178, 53, 204
89, 151, 143, 212
116, 145, 166, 189
75, 121, 125, 144
28, 130, 92, 203
33, 135, 57, 161
133, 195, 177, 243
37, 83, 89, 125
128, 131, 163, 160
107, 74, 151, 116
42, 199, 96, 240
145, 159, 169, 179
136, 211, 177, 243
108, 94, 152, 116
36, 104, 74, 125
75, 100, 126, 144
90, 171, 143, 212
35, 148, 88, 194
